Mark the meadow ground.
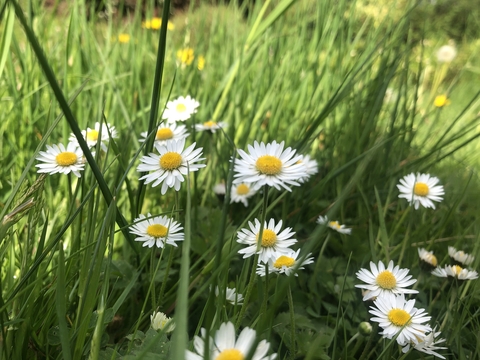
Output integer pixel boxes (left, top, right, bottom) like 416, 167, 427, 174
1, 0, 480, 359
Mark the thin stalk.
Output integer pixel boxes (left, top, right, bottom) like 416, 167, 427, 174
287, 283, 296, 360
235, 187, 269, 329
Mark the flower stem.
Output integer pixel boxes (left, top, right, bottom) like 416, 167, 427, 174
235, 187, 269, 329
158, 246, 175, 307
287, 283, 296, 360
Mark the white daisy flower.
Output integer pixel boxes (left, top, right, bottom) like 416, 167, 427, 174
162, 95, 199, 122
230, 183, 257, 207
355, 260, 418, 301
297, 154, 318, 183
195, 120, 227, 133
185, 321, 277, 360
237, 218, 297, 263
36, 143, 85, 177
233, 140, 306, 191
397, 173, 445, 209
69, 122, 118, 152
448, 246, 474, 266
140, 122, 189, 147
402, 327, 447, 359
213, 182, 226, 196
369, 293, 432, 346
256, 249, 314, 277
215, 286, 244, 305
317, 215, 351, 235
418, 248, 438, 268
150, 311, 175, 332
129, 213, 184, 248
137, 138, 206, 195
436, 44, 457, 63
431, 265, 478, 280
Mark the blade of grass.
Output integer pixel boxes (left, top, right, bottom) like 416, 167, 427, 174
9, 0, 137, 253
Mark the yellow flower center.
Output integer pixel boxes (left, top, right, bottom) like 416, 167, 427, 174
156, 128, 174, 141
176, 103, 187, 112
273, 256, 295, 269
215, 349, 244, 360
328, 221, 341, 230
257, 229, 277, 248
56, 152, 78, 166
86, 129, 99, 142
203, 120, 217, 128
160, 152, 182, 170
256, 155, 282, 175
387, 308, 411, 327
236, 184, 250, 195
424, 254, 438, 267
413, 182, 429, 197
146, 224, 168, 238
452, 265, 463, 276
376, 270, 397, 290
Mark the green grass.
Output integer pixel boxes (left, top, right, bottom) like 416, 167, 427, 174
1, 0, 480, 359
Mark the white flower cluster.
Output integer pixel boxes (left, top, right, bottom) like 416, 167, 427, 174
355, 260, 447, 358
36, 122, 117, 177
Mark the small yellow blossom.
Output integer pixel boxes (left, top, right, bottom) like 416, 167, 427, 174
197, 55, 205, 71
142, 17, 175, 31
434, 95, 450, 108
118, 33, 130, 43
176, 48, 195, 66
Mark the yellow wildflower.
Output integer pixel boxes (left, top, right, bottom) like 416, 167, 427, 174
434, 95, 450, 108
176, 48, 195, 66
142, 17, 175, 31
118, 33, 130, 43
197, 55, 205, 71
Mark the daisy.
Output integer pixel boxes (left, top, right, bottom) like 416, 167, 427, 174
36, 142, 85, 177
448, 246, 474, 266
317, 215, 351, 235
355, 260, 418, 301
215, 286, 244, 305
297, 154, 318, 182
162, 95, 199, 122
418, 248, 438, 268
195, 120, 227, 133
129, 213, 184, 248
402, 327, 447, 359
69, 122, 118, 152
213, 182, 226, 196
185, 321, 277, 360
436, 44, 457, 63
369, 293, 432, 346
230, 183, 257, 207
431, 265, 478, 280
137, 138, 206, 195
150, 311, 175, 332
397, 173, 445, 209
237, 219, 297, 263
139, 122, 189, 147
256, 249, 314, 277
233, 141, 306, 191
